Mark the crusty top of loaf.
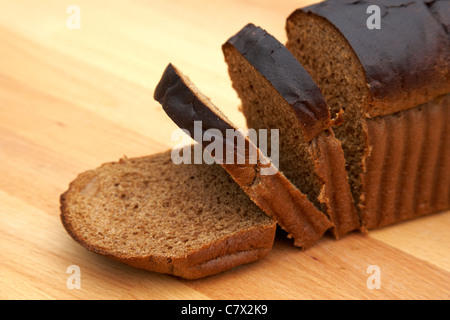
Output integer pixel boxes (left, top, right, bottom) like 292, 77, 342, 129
223, 23, 332, 142
154, 63, 234, 136
288, 0, 450, 117
154, 63, 254, 165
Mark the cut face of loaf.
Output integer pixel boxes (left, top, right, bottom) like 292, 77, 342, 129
154, 63, 334, 248
286, 0, 450, 228
222, 24, 360, 238
60, 149, 276, 280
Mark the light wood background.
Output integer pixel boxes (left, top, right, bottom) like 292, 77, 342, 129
0, 0, 449, 300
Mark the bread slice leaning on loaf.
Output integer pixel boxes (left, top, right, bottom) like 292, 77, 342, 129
286, 0, 450, 229
222, 24, 360, 238
60, 149, 276, 280
154, 63, 334, 248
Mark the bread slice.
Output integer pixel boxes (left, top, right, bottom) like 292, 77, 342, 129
222, 24, 360, 238
154, 63, 333, 248
60, 149, 276, 279
286, 0, 450, 229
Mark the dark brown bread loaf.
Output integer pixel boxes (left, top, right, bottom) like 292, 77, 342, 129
154, 63, 334, 248
62, 2, 449, 281
222, 24, 360, 238
60, 149, 276, 280
286, 0, 450, 229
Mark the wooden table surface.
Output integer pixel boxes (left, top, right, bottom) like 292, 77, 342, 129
0, 0, 449, 300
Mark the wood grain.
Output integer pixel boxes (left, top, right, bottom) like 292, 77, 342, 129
0, 0, 448, 300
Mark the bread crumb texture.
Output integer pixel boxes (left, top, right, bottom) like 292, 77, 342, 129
61, 149, 274, 260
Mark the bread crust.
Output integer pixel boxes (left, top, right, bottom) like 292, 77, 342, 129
223, 23, 333, 142
223, 162, 334, 248
60, 153, 277, 280
154, 63, 334, 248
360, 93, 450, 229
313, 130, 361, 237
287, 0, 450, 117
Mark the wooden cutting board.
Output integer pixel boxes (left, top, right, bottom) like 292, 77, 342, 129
0, 0, 448, 300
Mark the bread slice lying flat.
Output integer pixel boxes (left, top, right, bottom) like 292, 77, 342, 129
60, 149, 276, 279
154, 63, 333, 248
222, 24, 360, 238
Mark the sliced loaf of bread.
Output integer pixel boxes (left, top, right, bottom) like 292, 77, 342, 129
154, 63, 334, 248
222, 24, 360, 238
60, 149, 276, 279
286, 0, 450, 229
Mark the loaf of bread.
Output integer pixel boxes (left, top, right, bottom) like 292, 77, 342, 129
286, 0, 450, 229
222, 24, 360, 238
60, 149, 276, 279
60, 0, 449, 280
154, 63, 333, 248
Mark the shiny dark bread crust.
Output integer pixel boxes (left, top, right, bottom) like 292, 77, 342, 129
223, 23, 333, 142
154, 63, 251, 165
154, 64, 234, 137
288, 0, 450, 117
